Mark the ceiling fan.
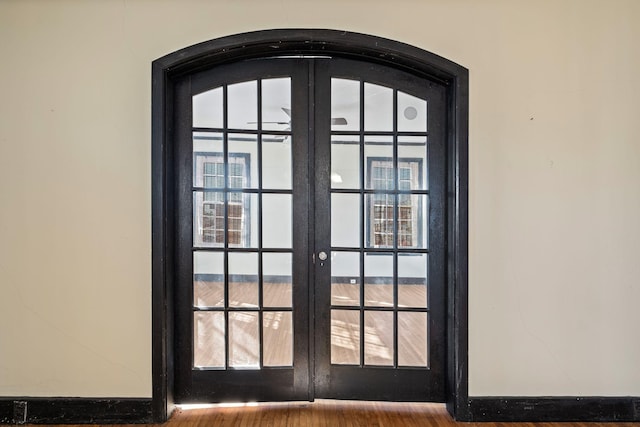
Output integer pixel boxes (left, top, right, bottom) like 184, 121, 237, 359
251, 108, 347, 130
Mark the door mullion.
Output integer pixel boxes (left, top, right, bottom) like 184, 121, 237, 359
392, 88, 399, 369
311, 58, 333, 397
358, 79, 366, 369
305, 59, 317, 401
257, 78, 264, 370
290, 58, 313, 400
222, 84, 230, 371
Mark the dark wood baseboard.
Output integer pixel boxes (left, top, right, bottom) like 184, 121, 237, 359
0, 398, 153, 424
2, 396, 638, 423
467, 396, 640, 422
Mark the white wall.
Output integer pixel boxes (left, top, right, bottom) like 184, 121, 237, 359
0, 0, 639, 398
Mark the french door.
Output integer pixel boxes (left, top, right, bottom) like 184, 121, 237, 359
173, 57, 446, 403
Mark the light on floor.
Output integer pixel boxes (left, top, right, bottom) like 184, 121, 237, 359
178, 401, 259, 411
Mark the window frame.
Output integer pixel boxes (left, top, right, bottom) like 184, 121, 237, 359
152, 29, 468, 422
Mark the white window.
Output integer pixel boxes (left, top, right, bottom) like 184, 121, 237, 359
368, 158, 422, 248
195, 153, 249, 246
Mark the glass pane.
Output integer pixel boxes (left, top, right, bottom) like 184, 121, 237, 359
193, 191, 224, 247
331, 135, 360, 189
194, 312, 225, 368
331, 193, 360, 248
228, 252, 258, 307
193, 87, 223, 129
228, 133, 257, 189
193, 251, 224, 308
398, 194, 427, 249
193, 132, 223, 187
398, 136, 427, 190
263, 252, 292, 308
364, 252, 393, 307
366, 193, 394, 248
231, 193, 256, 249
262, 135, 292, 189
331, 309, 360, 365
331, 78, 359, 131
262, 194, 292, 248
228, 80, 257, 130
398, 254, 428, 308
229, 311, 259, 368
398, 91, 427, 132
398, 312, 428, 366
364, 83, 393, 132
263, 311, 293, 366
262, 78, 291, 132
365, 136, 394, 190
193, 191, 256, 248
364, 310, 393, 366
331, 251, 360, 306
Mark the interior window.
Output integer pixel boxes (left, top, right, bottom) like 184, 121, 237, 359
194, 151, 250, 247
368, 158, 422, 248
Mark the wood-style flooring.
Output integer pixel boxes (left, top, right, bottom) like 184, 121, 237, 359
169, 401, 450, 427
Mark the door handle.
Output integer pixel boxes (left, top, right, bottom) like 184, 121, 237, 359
318, 251, 328, 261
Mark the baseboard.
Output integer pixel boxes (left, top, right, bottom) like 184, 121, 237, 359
3, 396, 637, 423
0, 398, 153, 424
467, 396, 640, 422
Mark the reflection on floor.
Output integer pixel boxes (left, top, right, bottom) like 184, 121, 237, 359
193, 281, 293, 368
331, 283, 428, 367
192, 281, 428, 368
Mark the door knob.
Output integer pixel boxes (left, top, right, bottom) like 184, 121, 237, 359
318, 251, 328, 261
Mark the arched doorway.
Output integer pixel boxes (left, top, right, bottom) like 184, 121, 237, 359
152, 29, 468, 421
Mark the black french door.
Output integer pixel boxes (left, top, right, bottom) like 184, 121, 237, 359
173, 57, 446, 403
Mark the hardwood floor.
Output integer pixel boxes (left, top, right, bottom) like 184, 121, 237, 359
176, 400, 640, 427
169, 400, 449, 427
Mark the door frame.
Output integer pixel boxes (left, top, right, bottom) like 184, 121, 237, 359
152, 29, 469, 422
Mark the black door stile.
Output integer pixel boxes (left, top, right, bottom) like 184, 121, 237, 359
173, 56, 446, 403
